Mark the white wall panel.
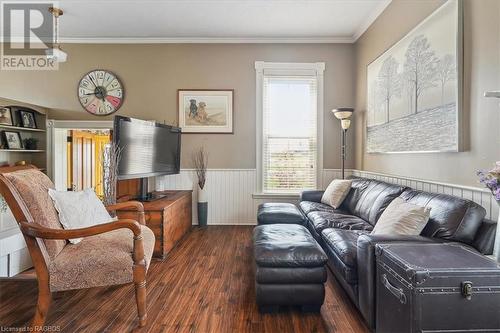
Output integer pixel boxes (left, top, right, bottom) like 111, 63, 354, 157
158, 168, 498, 224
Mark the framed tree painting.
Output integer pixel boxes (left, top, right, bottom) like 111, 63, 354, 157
178, 89, 234, 133
366, 0, 463, 153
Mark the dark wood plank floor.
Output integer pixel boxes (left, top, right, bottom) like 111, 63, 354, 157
0, 226, 369, 333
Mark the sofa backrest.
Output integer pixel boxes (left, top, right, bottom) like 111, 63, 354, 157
400, 189, 486, 245
341, 177, 407, 226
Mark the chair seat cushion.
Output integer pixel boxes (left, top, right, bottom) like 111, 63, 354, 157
49, 225, 155, 292
307, 211, 373, 235
253, 224, 327, 268
321, 228, 369, 284
257, 203, 305, 225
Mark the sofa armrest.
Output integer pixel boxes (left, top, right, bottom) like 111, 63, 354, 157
300, 190, 324, 203
473, 219, 497, 255
356, 234, 438, 329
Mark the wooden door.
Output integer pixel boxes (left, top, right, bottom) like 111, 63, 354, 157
69, 130, 110, 196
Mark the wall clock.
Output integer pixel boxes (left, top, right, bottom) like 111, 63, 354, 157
77, 70, 124, 116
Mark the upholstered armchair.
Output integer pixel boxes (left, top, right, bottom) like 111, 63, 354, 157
0, 165, 155, 329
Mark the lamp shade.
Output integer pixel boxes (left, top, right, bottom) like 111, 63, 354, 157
341, 119, 351, 130
332, 107, 354, 120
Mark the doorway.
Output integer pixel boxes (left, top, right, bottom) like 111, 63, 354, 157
67, 130, 111, 196
49, 120, 113, 195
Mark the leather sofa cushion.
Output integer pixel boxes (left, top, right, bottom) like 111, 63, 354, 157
253, 224, 327, 268
307, 211, 373, 235
256, 266, 327, 284
401, 190, 486, 245
300, 201, 344, 215
341, 177, 407, 226
257, 203, 305, 225
321, 228, 369, 284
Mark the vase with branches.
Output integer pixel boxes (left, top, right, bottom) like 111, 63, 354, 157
101, 142, 123, 207
193, 147, 208, 227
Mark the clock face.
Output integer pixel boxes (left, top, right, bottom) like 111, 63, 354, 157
78, 70, 124, 116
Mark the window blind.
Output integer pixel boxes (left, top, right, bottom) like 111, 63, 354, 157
262, 76, 318, 193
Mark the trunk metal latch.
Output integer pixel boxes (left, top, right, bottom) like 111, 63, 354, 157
461, 281, 473, 300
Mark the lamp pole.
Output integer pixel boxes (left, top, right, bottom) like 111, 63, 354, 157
332, 108, 354, 180
341, 126, 346, 179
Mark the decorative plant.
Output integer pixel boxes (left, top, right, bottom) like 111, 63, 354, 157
477, 161, 500, 202
192, 147, 208, 190
23, 137, 38, 150
101, 142, 123, 206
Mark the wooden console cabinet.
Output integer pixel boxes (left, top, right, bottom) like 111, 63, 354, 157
116, 190, 192, 259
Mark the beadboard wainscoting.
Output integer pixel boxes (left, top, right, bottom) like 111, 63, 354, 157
351, 170, 499, 221
155, 168, 353, 225
156, 168, 498, 224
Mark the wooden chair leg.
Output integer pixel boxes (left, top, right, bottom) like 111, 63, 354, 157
31, 284, 51, 329
133, 264, 147, 327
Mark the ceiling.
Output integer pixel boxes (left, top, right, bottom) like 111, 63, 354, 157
8, 0, 392, 43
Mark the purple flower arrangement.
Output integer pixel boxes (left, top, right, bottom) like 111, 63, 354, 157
477, 161, 500, 202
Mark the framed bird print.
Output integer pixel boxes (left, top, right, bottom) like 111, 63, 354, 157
78, 70, 124, 116
178, 89, 234, 133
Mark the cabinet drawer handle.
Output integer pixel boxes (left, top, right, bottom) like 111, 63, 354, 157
382, 274, 407, 304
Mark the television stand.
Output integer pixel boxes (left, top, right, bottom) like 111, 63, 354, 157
139, 191, 177, 202
116, 190, 193, 259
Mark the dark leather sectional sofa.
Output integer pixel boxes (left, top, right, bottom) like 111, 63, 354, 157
299, 176, 497, 330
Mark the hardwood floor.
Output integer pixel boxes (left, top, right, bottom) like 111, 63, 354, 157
0, 226, 369, 333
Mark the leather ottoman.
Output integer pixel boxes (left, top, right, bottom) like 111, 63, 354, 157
253, 224, 328, 312
257, 203, 306, 225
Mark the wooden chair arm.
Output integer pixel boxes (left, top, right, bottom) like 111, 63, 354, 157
106, 201, 146, 225
19, 219, 142, 240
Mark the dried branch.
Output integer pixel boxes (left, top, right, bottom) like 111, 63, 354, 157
192, 147, 208, 189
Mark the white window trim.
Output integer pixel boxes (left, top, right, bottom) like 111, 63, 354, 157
255, 61, 325, 195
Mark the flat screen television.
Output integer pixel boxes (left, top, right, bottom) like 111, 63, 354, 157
113, 116, 181, 184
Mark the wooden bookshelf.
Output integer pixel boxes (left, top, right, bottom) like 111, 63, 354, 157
0, 149, 45, 153
0, 124, 45, 132
0, 105, 47, 172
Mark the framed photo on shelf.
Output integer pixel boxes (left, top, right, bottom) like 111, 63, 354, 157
0, 107, 13, 126
19, 109, 37, 129
178, 89, 234, 133
3, 131, 23, 149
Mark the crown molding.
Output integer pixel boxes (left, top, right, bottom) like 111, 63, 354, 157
54, 36, 355, 44
352, 0, 392, 41
1, 36, 354, 44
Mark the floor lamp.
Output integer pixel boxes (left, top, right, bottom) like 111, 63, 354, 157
332, 108, 354, 179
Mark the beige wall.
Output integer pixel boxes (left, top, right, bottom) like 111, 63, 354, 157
0, 43, 355, 169
354, 0, 500, 186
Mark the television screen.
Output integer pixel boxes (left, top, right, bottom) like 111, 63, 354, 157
113, 116, 181, 180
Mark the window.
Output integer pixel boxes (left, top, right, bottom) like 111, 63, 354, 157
256, 62, 324, 194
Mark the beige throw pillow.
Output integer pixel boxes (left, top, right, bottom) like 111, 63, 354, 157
321, 179, 352, 209
371, 197, 431, 235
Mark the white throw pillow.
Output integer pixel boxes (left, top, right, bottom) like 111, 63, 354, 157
371, 197, 431, 236
321, 179, 352, 209
48, 188, 116, 244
